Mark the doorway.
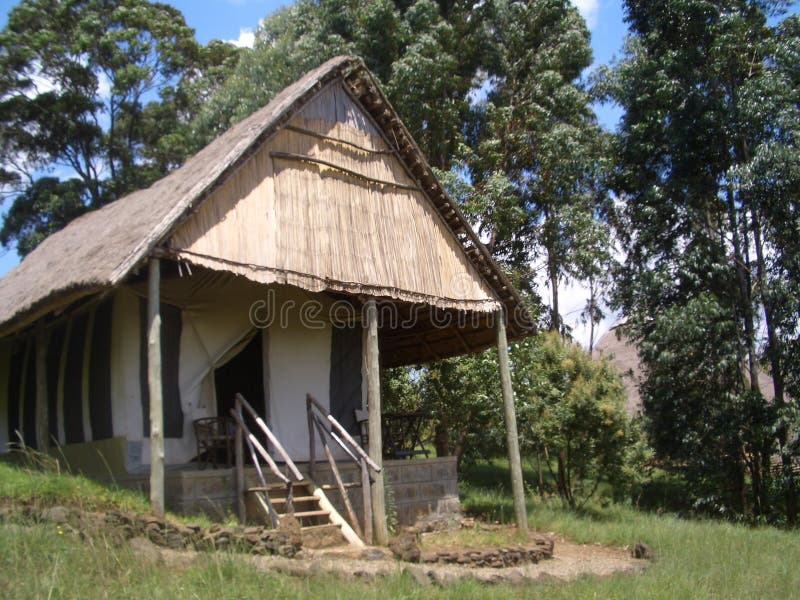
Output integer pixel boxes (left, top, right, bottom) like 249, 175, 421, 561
214, 331, 266, 426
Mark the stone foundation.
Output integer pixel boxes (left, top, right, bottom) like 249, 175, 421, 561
111, 456, 460, 527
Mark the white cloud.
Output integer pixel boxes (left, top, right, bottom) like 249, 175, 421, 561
228, 28, 256, 48
572, 0, 600, 29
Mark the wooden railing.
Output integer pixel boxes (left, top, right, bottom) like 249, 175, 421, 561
231, 393, 304, 527
306, 393, 381, 544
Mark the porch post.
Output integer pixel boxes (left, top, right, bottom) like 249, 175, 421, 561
35, 323, 49, 452
148, 257, 165, 517
365, 298, 389, 545
496, 309, 528, 534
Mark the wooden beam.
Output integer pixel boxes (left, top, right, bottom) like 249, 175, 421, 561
35, 323, 49, 452
496, 309, 528, 534
147, 258, 165, 518
365, 298, 389, 545
235, 402, 246, 524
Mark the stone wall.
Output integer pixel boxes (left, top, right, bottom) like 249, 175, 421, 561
112, 456, 460, 527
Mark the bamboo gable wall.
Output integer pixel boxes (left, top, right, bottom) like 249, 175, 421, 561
169, 82, 499, 312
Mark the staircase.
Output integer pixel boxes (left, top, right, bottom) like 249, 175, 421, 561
246, 480, 360, 549
231, 392, 379, 548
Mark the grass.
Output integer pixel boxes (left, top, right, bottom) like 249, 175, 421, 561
1, 458, 799, 598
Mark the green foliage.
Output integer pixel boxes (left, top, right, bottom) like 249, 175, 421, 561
193, 0, 493, 172
416, 351, 503, 466
0, 0, 240, 255
512, 332, 636, 508
603, 0, 800, 523
0, 459, 148, 515
464, 0, 612, 330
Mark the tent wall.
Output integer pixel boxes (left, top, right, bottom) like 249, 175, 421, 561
1, 276, 356, 467
329, 324, 363, 437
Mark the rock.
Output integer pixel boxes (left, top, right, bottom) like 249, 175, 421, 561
360, 548, 387, 561
388, 532, 421, 563
40, 506, 70, 524
402, 565, 432, 586
631, 542, 654, 560
277, 514, 303, 550
505, 568, 528, 586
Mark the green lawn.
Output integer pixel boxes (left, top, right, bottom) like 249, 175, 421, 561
1, 460, 798, 598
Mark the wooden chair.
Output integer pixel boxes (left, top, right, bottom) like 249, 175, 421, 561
382, 412, 429, 459
193, 416, 234, 469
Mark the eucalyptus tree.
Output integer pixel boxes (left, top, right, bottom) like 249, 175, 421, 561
463, 0, 612, 332
604, 0, 800, 522
0, 0, 240, 255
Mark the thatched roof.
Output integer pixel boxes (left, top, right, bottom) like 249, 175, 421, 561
594, 323, 643, 415
595, 321, 777, 415
0, 56, 533, 343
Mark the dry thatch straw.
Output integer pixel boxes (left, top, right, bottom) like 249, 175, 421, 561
0, 56, 534, 357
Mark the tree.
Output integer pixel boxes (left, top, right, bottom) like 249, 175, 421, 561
0, 0, 240, 255
463, 0, 612, 332
512, 332, 632, 508
603, 0, 800, 522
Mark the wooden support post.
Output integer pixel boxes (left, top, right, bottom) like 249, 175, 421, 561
148, 258, 165, 518
35, 323, 49, 452
496, 309, 528, 535
307, 397, 316, 481
235, 398, 246, 523
360, 459, 373, 545
365, 298, 389, 545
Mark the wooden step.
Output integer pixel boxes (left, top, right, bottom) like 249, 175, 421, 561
320, 482, 361, 491
280, 509, 329, 519
271, 495, 317, 505
248, 485, 312, 500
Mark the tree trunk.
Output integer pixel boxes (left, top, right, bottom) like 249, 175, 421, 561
752, 211, 796, 525
548, 250, 560, 333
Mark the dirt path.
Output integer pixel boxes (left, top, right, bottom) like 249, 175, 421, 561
141, 534, 647, 586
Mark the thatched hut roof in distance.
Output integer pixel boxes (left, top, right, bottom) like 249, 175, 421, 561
594, 322, 643, 415
0, 56, 534, 352
595, 321, 777, 416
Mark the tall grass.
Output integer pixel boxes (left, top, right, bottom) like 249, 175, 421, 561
1, 459, 798, 598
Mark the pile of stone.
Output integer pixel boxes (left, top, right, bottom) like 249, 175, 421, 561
27, 504, 302, 558
422, 537, 554, 568
388, 529, 554, 568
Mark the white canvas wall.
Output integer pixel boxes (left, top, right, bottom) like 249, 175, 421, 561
267, 289, 332, 461
1, 276, 349, 465
119, 277, 340, 465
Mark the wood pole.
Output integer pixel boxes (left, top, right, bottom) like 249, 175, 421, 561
235, 398, 246, 523
365, 298, 388, 545
307, 397, 316, 481
314, 417, 363, 540
147, 258, 165, 517
496, 309, 528, 534
35, 323, 49, 452
360, 459, 373, 545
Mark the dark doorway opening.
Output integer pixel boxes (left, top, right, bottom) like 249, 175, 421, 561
215, 332, 266, 427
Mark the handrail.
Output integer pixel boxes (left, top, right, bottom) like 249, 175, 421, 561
306, 393, 381, 544
236, 393, 304, 482
306, 394, 381, 472
230, 404, 278, 527
230, 406, 289, 485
